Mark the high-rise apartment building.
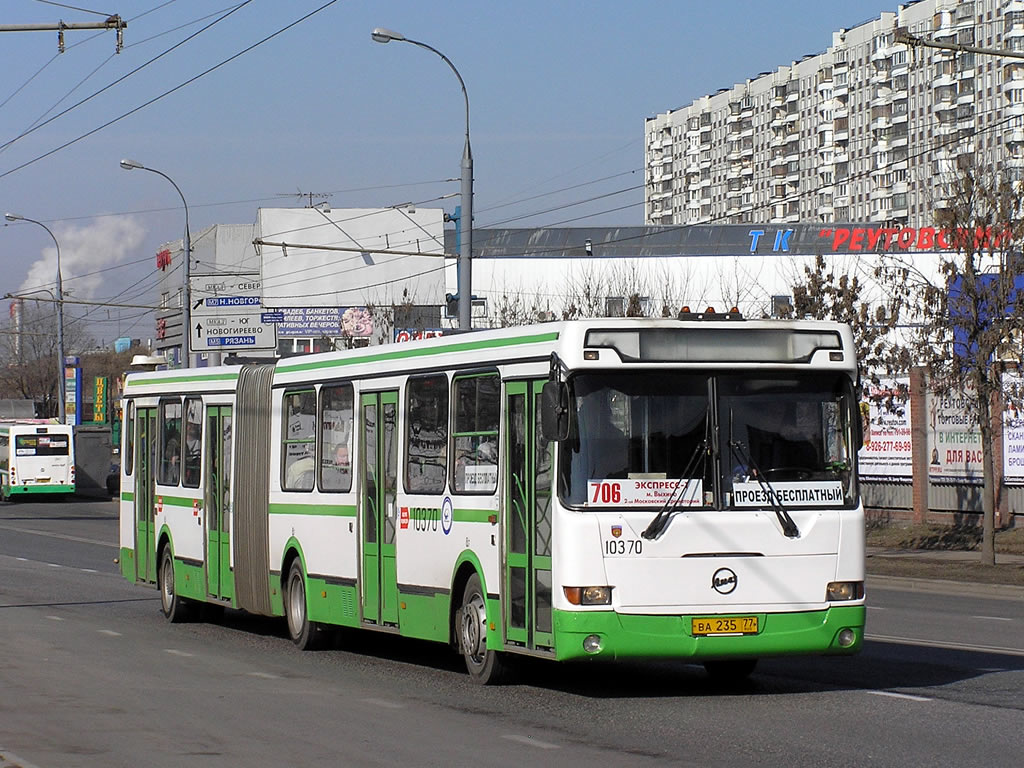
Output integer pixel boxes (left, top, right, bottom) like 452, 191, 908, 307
644, 0, 1024, 228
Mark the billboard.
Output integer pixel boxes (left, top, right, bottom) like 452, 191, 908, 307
857, 378, 912, 480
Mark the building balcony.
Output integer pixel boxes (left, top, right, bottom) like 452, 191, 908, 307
817, 203, 835, 217
936, 122, 958, 136
933, 73, 956, 88
870, 115, 892, 131
833, 83, 849, 99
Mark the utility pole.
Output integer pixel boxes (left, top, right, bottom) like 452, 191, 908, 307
895, 26, 1024, 61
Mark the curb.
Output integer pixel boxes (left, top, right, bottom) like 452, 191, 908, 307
867, 573, 1024, 600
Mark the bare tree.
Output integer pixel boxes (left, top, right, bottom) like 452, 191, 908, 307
889, 165, 1024, 565
0, 300, 92, 418
789, 253, 909, 390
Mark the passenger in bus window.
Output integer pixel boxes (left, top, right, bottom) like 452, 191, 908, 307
163, 431, 180, 485
183, 421, 202, 486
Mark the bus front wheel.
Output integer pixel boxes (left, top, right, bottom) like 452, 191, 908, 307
159, 546, 194, 623
457, 573, 510, 685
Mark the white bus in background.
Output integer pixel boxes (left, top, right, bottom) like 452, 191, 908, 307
0, 421, 76, 500
118, 315, 864, 684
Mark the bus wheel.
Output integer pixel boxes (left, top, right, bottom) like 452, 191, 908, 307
703, 659, 757, 682
457, 573, 509, 685
285, 559, 322, 650
159, 546, 194, 623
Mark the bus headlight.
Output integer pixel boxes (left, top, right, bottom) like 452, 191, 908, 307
826, 581, 864, 601
563, 586, 612, 605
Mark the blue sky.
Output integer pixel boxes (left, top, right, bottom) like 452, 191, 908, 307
0, 0, 899, 344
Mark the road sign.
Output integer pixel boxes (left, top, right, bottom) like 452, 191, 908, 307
189, 274, 277, 352
190, 314, 277, 352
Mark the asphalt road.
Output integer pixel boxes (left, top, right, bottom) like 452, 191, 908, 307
1, 498, 1022, 768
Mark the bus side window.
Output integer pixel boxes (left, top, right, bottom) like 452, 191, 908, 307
0, 433, 8, 472
159, 399, 182, 486
182, 397, 202, 488
282, 388, 316, 491
319, 383, 353, 493
406, 374, 448, 494
451, 373, 499, 494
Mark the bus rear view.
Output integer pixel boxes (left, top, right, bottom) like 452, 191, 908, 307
0, 422, 76, 500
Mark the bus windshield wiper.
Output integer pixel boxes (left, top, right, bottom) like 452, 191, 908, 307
728, 440, 800, 539
641, 412, 710, 540
640, 440, 706, 540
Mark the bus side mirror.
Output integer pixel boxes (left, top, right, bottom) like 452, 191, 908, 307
541, 381, 569, 441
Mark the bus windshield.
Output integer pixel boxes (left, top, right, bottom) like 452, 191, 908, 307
559, 371, 856, 509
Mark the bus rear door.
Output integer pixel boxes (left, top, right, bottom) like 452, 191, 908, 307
359, 390, 399, 625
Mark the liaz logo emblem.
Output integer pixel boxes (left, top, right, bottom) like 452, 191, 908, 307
611, 525, 622, 538
712, 567, 737, 595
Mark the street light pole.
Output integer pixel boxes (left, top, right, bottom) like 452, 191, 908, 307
120, 159, 193, 367
372, 27, 473, 331
4, 213, 65, 423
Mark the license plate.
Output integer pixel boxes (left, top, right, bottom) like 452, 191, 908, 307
691, 616, 759, 636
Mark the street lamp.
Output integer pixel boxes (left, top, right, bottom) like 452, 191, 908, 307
4, 213, 66, 424
119, 158, 193, 368
372, 27, 473, 331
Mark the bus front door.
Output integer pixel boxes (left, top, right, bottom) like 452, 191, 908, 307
504, 380, 554, 651
359, 391, 399, 626
134, 407, 157, 583
204, 405, 233, 601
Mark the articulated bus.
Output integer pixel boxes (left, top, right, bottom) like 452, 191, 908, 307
1, 421, 76, 500
118, 316, 865, 683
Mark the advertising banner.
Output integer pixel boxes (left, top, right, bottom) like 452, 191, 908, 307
1003, 373, 1024, 483
927, 387, 983, 483
857, 378, 912, 480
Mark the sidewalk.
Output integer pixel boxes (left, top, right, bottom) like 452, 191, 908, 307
866, 546, 1024, 599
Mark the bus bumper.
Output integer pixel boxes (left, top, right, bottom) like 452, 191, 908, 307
4, 484, 75, 497
551, 604, 865, 662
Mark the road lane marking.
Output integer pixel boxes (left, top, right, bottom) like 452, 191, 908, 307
868, 633, 1024, 657
80, 568, 98, 574
502, 734, 560, 750
46, 615, 63, 621
869, 690, 931, 702
165, 649, 194, 657
971, 615, 1012, 622
46, 562, 61, 568
0, 523, 116, 548
361, 698, 404, 709
248, 672, 281, 679
97, 629, 122, 636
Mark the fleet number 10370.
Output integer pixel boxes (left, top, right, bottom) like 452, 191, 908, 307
605, 538, 643, 555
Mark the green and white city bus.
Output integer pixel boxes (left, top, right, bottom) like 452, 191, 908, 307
0, 420, 76, 500
118, 316, 865, 683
